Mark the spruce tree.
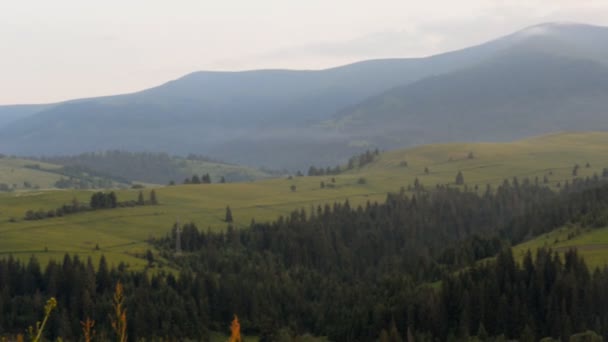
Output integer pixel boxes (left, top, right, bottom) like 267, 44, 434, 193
137, 191, 144, 205
149, 190, 158, 205
225, 206, 233, 223
455, 171, 464, 185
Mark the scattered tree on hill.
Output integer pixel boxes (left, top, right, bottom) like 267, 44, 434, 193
424, 167, 429, 175
225, 206, 233, 223
467, 151, 475, 159
573, 164, 580, 177
202, 174, 211, 184
586, 162, 591, 168
455, 171, 464, 185
191, 175, 201, 184
400, 161, 408, 167
290, 185, 296, 192
320, 181, 325, 189
137, 191, 144, 205
220, 176, 226, 183
149, 190, 158, 205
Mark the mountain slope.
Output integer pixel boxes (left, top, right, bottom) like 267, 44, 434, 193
0, 104, 53, 128
331, 23, 608, 148
333, 50, 608, 147
2, 22, 608, 169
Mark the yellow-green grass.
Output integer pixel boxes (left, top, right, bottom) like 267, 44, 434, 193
2, 131, 608, 270
360, 131, 608, 190
513, 225, 608, 270
0, 157, 63, 189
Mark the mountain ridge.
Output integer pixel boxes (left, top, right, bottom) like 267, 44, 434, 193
1, 22, 608, 169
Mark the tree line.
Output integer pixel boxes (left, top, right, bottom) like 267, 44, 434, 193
3, 175, 608, 340
24, 190, 158, 221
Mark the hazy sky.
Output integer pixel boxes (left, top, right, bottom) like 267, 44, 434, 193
1, 0, 608, 104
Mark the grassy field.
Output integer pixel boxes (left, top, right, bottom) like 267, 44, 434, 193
513, 225, 608, 270
2, 131, 608, 270
0, 157, 64, 189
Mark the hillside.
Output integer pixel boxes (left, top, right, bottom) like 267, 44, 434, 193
0, 156, 64, 190
1, 132, 608, 270
3, 23, 608, 169
39, 151, 272, 184
0, 152, 268, 192
331, 24, 608, 148
513, 225, 608, 270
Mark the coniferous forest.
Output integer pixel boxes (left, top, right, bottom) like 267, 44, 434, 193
2, 177, 608, 340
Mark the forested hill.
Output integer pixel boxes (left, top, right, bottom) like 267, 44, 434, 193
3, 175, 608, 340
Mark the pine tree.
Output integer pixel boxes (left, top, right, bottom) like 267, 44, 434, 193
225, 206, 233, 223
573, 164, 580, 177
137, 191, 144, 205
455, 171, 464, 185
149, 190, 158, 205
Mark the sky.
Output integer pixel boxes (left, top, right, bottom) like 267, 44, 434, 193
1, 0, 608, 104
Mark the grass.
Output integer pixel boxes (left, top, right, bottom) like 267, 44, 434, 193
0, 157, 64, 189
513, 225, 608, 270
2, 131, 608, 270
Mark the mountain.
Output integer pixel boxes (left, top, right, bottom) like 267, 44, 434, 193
0, 57, 490, 167
330, 22, 608, 148
0, 104, 53, 128
1, 22, 608, 169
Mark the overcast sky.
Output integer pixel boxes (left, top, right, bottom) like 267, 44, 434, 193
1, 0, 608, 104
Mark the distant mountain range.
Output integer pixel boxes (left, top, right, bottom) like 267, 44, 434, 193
1, 22, 608, 170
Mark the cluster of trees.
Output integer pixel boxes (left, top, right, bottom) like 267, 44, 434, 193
183, 173, 213, 184
307, 165, 341, 176
347, 148, 380, 170
24, 191, 158, 221
306, 149, 380, 176
89, 192, 118, 209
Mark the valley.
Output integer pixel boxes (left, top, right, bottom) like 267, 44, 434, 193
1, 132, 608, 271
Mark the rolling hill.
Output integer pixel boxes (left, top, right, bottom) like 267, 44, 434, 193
3, 23, 608, 169
0, 153, 270, 192
1, 131, 608, 270
513, 225, 608, 270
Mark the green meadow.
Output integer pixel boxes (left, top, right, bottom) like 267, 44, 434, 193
0, 157, 63, 189
513, 225, 608, 270
2, 131, 608, 270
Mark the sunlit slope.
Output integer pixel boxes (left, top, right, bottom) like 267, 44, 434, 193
513, 226, 608, 270
1, 131, 608, 269
0, 157, 63, 189
359, 131, 608, 188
